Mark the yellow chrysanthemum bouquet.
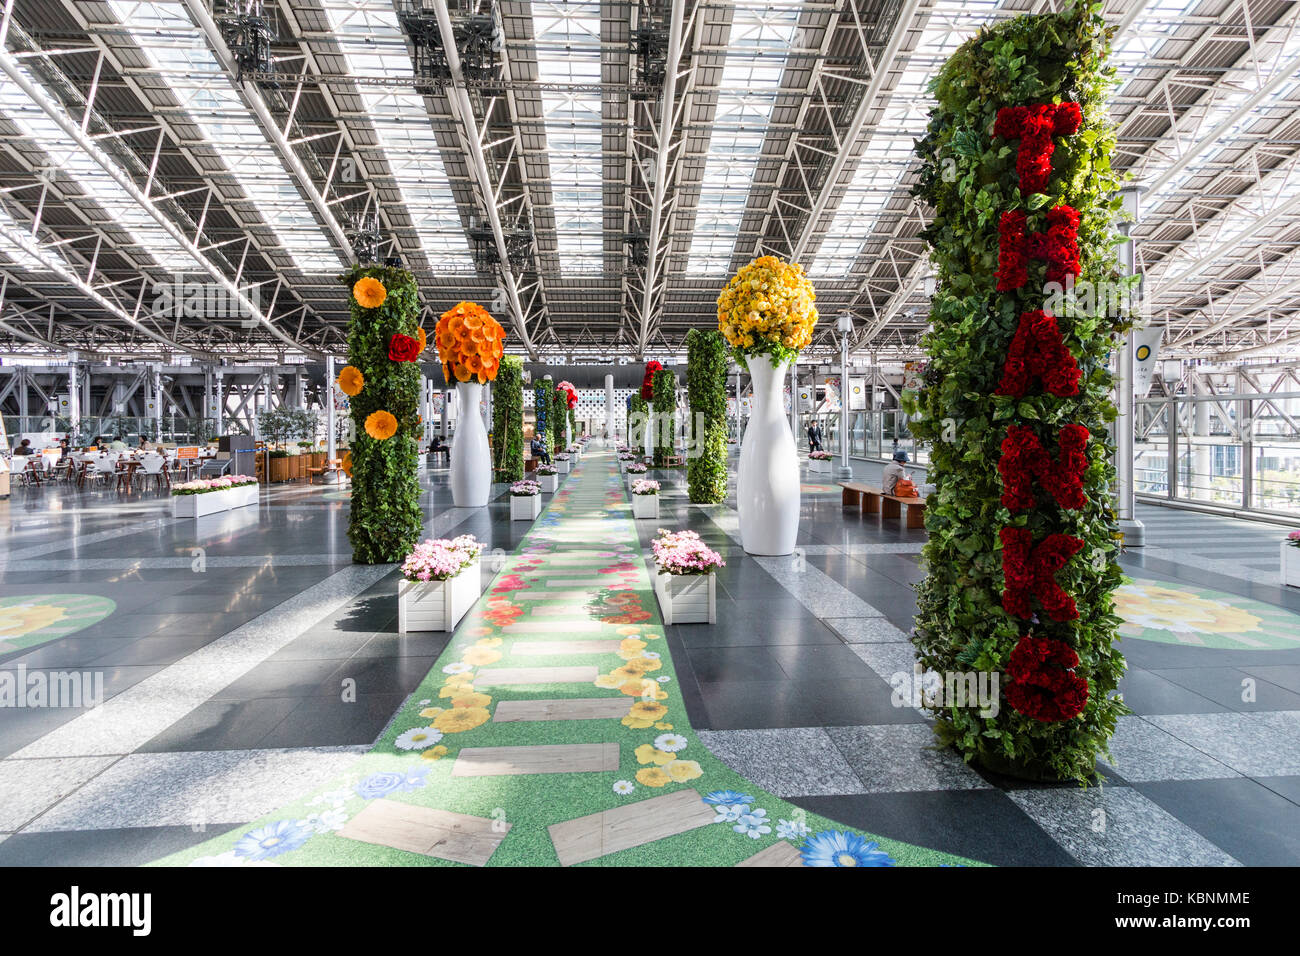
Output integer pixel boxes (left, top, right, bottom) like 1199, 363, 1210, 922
716, 255, 818, 367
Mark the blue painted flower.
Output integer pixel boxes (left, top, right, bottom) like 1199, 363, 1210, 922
776, 817, 810, 841
702, 790, 754, 806
733, 808, 772, 839
800, 831, 896, 867
712, 804, 749, 824
354, 766, 430, 800
233, 819, 314, 861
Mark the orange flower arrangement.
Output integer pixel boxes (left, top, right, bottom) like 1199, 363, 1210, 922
352, 276, 387, 309
417, 327, 427, 353
340, 450, 353, 477
337, 365, 364, 397
364, 410, 398, 440
435, 302, 506, 384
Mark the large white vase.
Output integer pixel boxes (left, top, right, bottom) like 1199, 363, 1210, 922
644, 409, 654, 460
450, 380, 490, 506
738, 355, 799, 555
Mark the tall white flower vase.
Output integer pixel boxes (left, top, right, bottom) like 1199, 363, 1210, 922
738, 355, 800, 555
450, 380, 491, 507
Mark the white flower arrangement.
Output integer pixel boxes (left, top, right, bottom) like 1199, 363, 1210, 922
631, 479, 660, 496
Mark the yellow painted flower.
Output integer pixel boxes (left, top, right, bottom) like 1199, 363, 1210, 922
617, 638, 647, 659
619, 679, 650, 697
635, 744, 676, 766
636, 767, 671, 788
665, 759, 702, 783
433, 706, 491, 734
654, 722, 673, 731
615, 625, 642, 636
451, 692, 492, 709
461, 646, 502, 667
352, 276, 387, 309
1116, 584, 1263, 635
622, 716, 656, 729
364, 410, 398, 440
594, 673, 623, 690
418, 707, 443, 719
439, 682, 473, 698
626, 701, 668, 723
0, 603, 66, 637
420, 745, 450, 761
475, 637, 503, 648
336, 365, 365, 397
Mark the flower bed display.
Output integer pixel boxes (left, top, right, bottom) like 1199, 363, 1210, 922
171, 476, 259, 517
536, 464, 559, 493
510, 480, 542, 520
626, 461, 647, 490
906, 3, 1126, 782
631, 479, 660, 519
649, 529, 723, 624
397, 535, 484, 633
553, 452, 571, 475
808, 450, 832, 474
1283, 531, 1300, 588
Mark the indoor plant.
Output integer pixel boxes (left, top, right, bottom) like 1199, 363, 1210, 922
171, 475, 259, 518
808, 449, 832, 474
397, 535, 483, 633
649, 528, 723, 624
553, 452, 572, 475
631, 478, 660, 519
718, 255, 817, 555
686, 328, 728, 503
509, 479, 542, 520
536, 462, 559, 493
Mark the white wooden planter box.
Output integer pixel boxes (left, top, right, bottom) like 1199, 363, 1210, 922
618, 460, 630, 474
556, 460, 571, 475
172, 484, 259, 518
631, 493, 659, 519
652, 568, 716, 624
538, 473, 558, 493
511, 494, 542, 520
808, 457, 831, 474
398, 558, 481, 633
626, 472, 647, 492
1283, 542, 1300, 588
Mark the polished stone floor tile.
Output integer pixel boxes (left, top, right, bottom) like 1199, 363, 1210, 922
1116, 669, 1229, 716
1099, 716, 1240, 782
1147, 711, 1300, 776
826, 724, 993, 793
255, 693, 411, 748
0, 755, 119, 830
1151, 666, 1300, 713
136, 697, 303, 753
1134, 777, 1300, 866
0, 824, 223, 867
697, 727, 865, 796
1007, 786, 1240, 866
697, 680, 824, 730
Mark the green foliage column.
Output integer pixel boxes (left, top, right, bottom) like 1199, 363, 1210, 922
342, 265, 423, 564
492, 356, 524, 483
651, 369, 676, 467
551, 387, 566, 453
686, 329, 728, 502
534, 378, 550, 454
907, 2, 1127, 782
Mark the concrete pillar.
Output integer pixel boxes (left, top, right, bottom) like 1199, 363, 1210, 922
604, 373, 614, 440
1193, 377, 1210, 501
66, 350, 79, 436
325, 355, 337, 462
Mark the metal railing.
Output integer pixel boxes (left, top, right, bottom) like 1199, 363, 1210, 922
3, 415, 227, 447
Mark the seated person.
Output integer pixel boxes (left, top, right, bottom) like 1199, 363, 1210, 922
882, 449, 909, 495
13, 439, 34, 456
529, 436, 551, 465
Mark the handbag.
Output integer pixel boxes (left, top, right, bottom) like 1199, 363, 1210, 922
893, 477, 918, 498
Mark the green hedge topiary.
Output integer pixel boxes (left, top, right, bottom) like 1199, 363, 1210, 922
551, 385, 566, 453
905, 1, 1127, 782
652, 369, 676, 467
686, 329, 728, 502
341, 264, 423, 564
492, 356, 524, 483
534, 378, 551, 454
629, 394, 649, 453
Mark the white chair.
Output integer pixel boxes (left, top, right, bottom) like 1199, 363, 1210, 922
140, 453, 169, 490
90, 456, 116, 487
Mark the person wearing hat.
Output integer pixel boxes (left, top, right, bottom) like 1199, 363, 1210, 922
883, 449, 909, 495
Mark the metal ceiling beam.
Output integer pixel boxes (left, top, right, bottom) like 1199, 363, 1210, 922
430, 0, 537, 360
636, 0, 688, 355
0, 43, 321, 358
179, 0, 352, 263
788, 0, 925, 263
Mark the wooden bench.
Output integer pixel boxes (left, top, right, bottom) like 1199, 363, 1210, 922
839, 481, 927, 529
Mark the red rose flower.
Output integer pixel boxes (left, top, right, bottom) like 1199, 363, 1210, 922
388, 333, 421, 363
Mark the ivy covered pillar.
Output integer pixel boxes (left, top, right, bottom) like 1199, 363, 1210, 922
686, 329, 728, 503
339, 266, 424, 564
906, 2, 1128, 782
492, 356, 524, 483
652, 369, 676, 467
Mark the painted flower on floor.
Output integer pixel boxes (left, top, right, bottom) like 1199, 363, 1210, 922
442, 662, 473, 675
354, 767, 430, 800
433, 706, 491, 734
800, 831, 896, 867
0, 602, 66, 638
776, 817, 810, 841
188, 851, 279, 867
733, 808, 772, 839
622, 701, 668, 728
712, 803, 749, 824
395, 726, 445, 751
233, 820, 314, 861
703, 790, 754, 806
1117, 582, 1261, 635
461, 646, 502, 666
664, 759, 702, 783
303, 807, 349, 834
654, 732, 688, 752
420, 745, 450, 762
635, 743, 676, 766
613, 779, 636, 796
635, 767, 671, 787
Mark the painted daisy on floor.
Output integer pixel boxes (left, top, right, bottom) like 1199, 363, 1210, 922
801, 831, 897, 868
1116, 578, 1300, 649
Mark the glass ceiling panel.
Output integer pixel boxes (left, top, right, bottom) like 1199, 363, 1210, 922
108, 0, 342, 274
322, 0, 474, 273
534, 2, 605, 275
0, 64, 198, 275
685, 4, 801, 277
0, 203, 58, 273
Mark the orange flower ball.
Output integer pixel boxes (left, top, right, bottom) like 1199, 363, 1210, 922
436, 301, 507, 385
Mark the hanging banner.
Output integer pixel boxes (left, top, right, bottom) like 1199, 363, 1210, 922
798, 385, 814, 412
822, 377, 842, 413
848, 377, 866, 410
1133, 326, 1163, 398
740, 396, 752, 417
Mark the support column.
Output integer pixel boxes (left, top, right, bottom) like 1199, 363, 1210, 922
325, 355, 337, 464
604, 373, 614, 440
1193, 378, 1211, 501
151, 364, 163, 441
213, 368, 224, 435
1116, 193, 1144, 546
66, 350, 79, 438
837, 314, 853, 479
440, 388, 450, 439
